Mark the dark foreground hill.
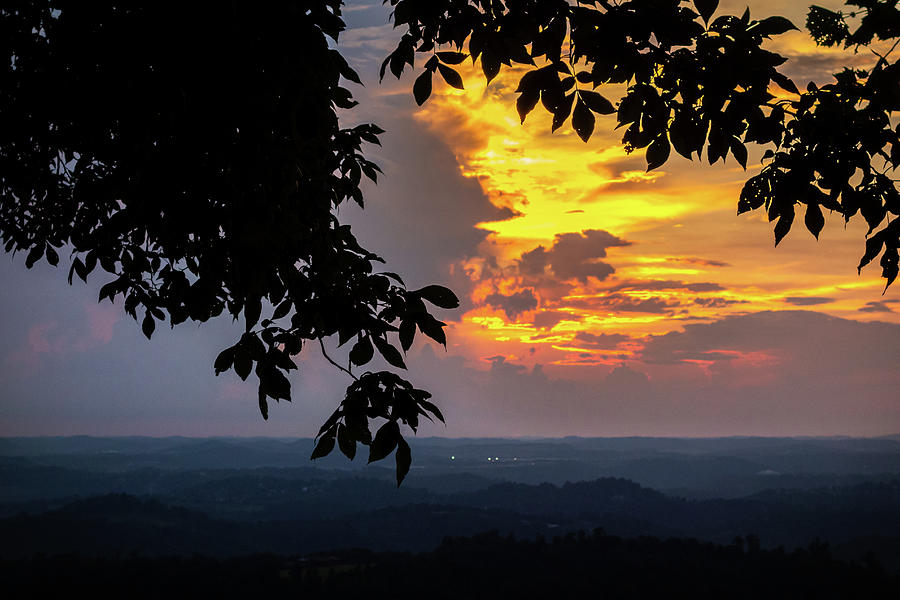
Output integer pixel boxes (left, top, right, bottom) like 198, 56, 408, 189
2, 478, 900, 570
0, 493, 666, 558
1, 530, 897, 600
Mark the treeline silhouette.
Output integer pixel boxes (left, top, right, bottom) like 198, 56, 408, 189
2, 530, 897, 599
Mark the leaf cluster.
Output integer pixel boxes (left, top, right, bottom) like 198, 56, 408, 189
384, 0, 900, 288
741, 2, 900, 285
311, 371, 444, 485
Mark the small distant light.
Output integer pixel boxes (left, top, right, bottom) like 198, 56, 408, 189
450, 456, 455, 460
514, 457, 518, 461
487, 457, 492, 461
494, 457, 499, 461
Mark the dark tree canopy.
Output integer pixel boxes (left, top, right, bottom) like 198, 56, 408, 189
2, 0, 898, 483
1, 1, 452, 484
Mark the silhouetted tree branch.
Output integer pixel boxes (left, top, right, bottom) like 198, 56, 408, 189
385, 0, 900, 285
0, 1, 452, 484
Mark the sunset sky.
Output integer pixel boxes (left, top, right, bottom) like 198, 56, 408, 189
1, 1, 898, 439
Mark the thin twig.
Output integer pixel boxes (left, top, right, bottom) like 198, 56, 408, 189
870, 37, 900, 62
319, 337, 358, 380
763, 102, 798, 116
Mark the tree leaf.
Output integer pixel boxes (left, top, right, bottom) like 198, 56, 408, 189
517, 88, 540, 123
771, 71, 799, 95
417, 315, 447, 347
730, 139, 748, 169
880, 246, 898, 288
774, 204, 795, 246
739, 173, 770, 214
805, 202, 825, 239
368, 420, 400, 463
646, 137, 671, 171
579, 90, 615, 115
373, 336, 406, 369
437, 51, 467, 65
244, 295, 262, 332
551, 93, 575, 133
418, 398, 445, 423
395, 437, 411, 486
317, 409, 342, 438
98, 280, 118, 303
707, 125, 726, 164
25, 244, 44, 269
310, 434, 336, 460
413, 70, 432, 106
344, 410, 372, 444
399, 318, 416, 352
350, 336, 374, 366
416, 285, 459, 309
45, 246, 59, 266
437, 64, 464, 90
694, 0, 718, 24
214, 347, 234, 375
142, 313, 155, 340
572, 98, 595, 142
272, 299, 292, 320
481, 50, 501, 84
67, 257, 82, 284
754, 16, 798, 37
260, 367, 291, 401
234, 350, 252, 381
379, 271, 405, 286
859, 233, 884, 273
337, 423, 357, 460
258, 389, 269, 420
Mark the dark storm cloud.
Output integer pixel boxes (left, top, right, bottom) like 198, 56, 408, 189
531, 310, 575, 330
859, 301, 894, 313
604, 363, 650, 387
666, 257, 731, 268
568, 293, 680, 314
516, 229, 630, 283
527, 331, 556, 341
484, 289, 539, 320
572, 332, 629, 350
694, 297, 748, 308
494, 206, 524, 220
325, 5, 528, 321
609, 280, 725, 293
348, 117, 507, 284
519, 246, 551, 276
639, 311, 900, 373
784, 296, 836, 306
487, 354, 527, 373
